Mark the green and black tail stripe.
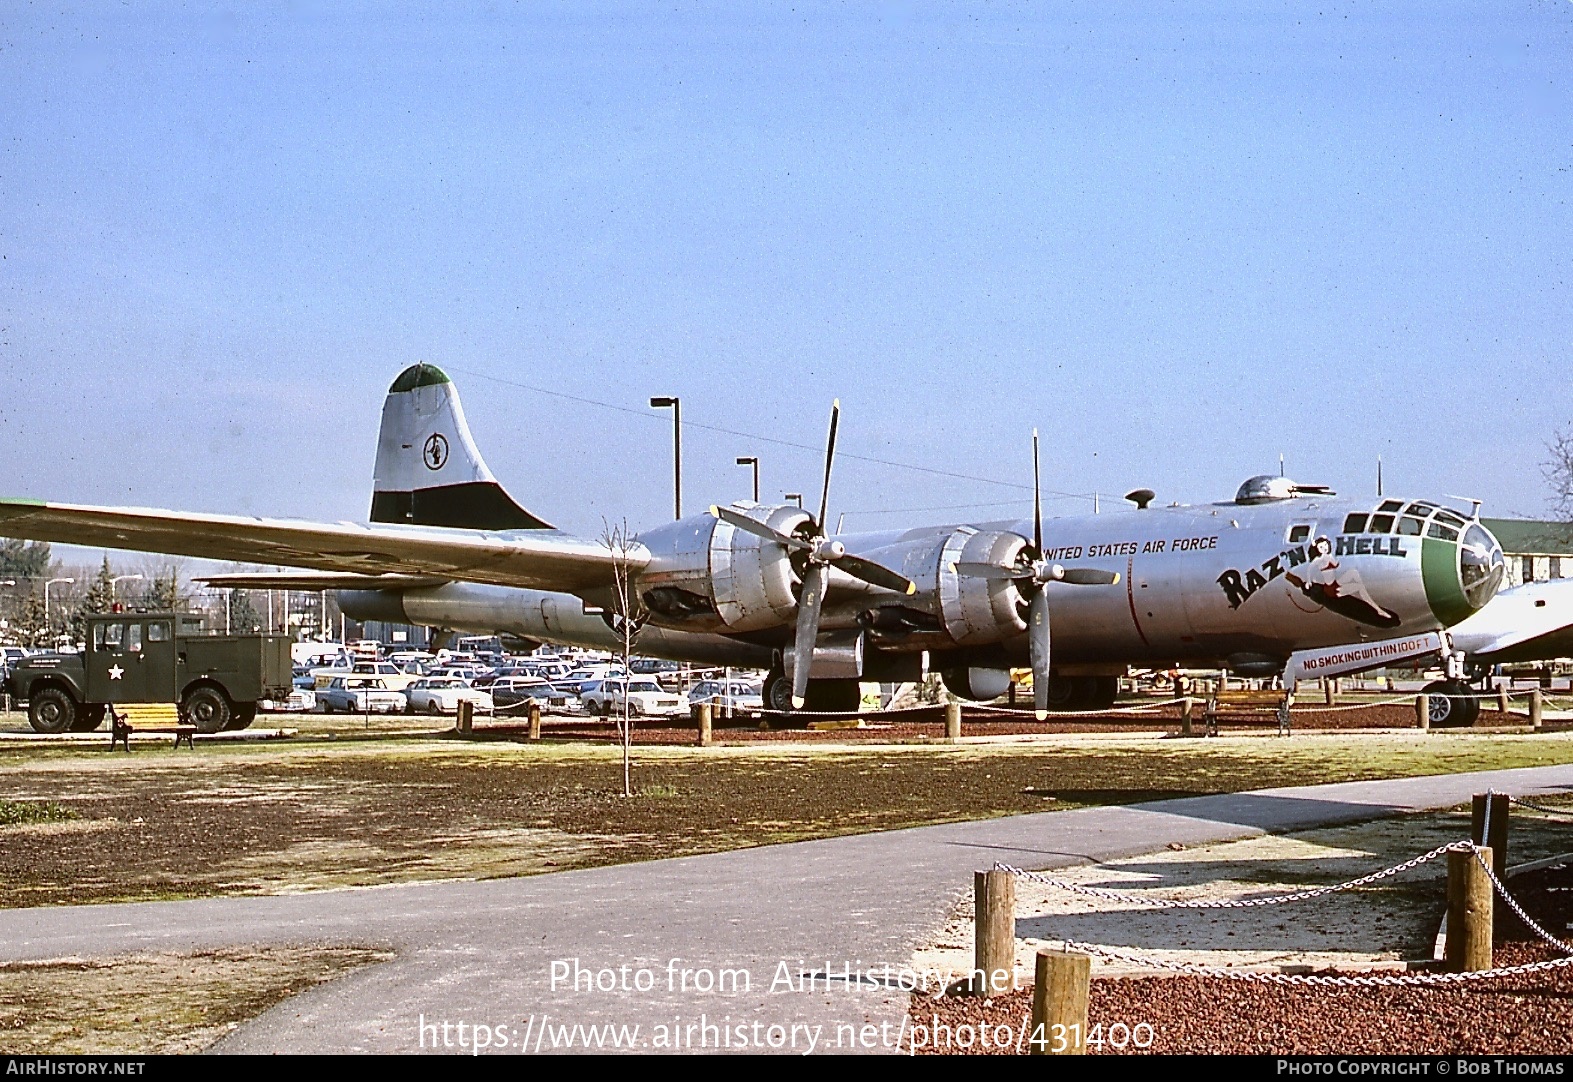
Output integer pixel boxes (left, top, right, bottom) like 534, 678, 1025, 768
370, 363, 555, 532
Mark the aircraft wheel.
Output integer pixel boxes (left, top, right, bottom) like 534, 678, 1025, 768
1042, 676, 1078, 712
1079, 676, 1120, 712
28, 688, 77, 735
762, 669, 793, 714
1423, 680, 1478, 728
182, 686, 233, 735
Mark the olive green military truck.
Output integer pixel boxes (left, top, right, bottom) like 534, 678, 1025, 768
4, 612, 293, 735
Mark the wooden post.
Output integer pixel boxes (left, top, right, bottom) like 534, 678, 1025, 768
945, 702, 962, 742
1030, 949, 1091, 1055
1471, 793, 1509, 878
1530, 688, 1544, 730
527, 701, 542, 741
1416, 694, 1429, 731
456, 699, 473, 735
1179, 696, 1193, 737
1446, 846, 1493, 972
973, 870, 1016, 996
1497, 684, 1510, 715
696, 702, 713, 747
1323, 678, 1335, 706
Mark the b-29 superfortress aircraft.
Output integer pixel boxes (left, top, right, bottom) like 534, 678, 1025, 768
0, 364, 1512, 721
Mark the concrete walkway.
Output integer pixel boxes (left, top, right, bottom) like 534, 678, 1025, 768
3, 764, 1570, 1054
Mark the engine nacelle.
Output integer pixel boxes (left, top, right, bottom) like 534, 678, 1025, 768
935, 527, 1029, 645
940, 665, 1013, 701
632, 504, 813, 634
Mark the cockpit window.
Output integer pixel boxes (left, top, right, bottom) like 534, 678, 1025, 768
1368, 514, 1395, 533
1434, 509, 1467, 528
1427, 521, 1460, 541
1343, 513, 1368, 534
1377, 500, 1404, 513
1405, 502, 1437, 517
1397, 516, 1424, 536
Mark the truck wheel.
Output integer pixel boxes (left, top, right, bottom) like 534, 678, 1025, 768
70, 704, 107, 733
182, 687, 233, 735
226, 705, 257, 731
28, 687, 77, 735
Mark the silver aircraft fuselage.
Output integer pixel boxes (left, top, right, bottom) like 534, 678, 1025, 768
342, 481, 1505, 677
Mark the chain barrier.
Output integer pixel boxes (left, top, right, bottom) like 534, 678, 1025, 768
965, 698, 1186, 719
1473, 847, 1573, 955
998, 834, 1573, 986
1506, 795, 1573, 819
1055, 938, 1573, 987
994, 842, 1468, 910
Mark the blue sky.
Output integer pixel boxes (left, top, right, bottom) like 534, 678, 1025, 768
3, 1, 1570, 552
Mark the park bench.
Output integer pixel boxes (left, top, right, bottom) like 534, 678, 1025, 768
1203, 688, 1294, 736
109, 702, 196, 751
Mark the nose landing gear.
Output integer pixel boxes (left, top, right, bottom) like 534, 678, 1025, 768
1420, 679, 1481, 728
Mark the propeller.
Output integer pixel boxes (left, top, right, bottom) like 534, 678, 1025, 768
709, 400, 916, 709
951, 430, 1121, 720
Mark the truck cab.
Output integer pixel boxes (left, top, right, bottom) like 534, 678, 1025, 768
4, 612, 293, 735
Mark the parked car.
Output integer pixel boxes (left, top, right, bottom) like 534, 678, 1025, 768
686, 680, 764, 721
490, 677, 575, 713
556, 666, 624, 696
260, 687, 317, 713
317, 676, 407, 714
580, 678, 688, 718
404, 677, 494, 716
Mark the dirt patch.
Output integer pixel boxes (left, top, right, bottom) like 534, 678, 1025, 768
0, 945, 393, 1054
2, 730, 1571, 908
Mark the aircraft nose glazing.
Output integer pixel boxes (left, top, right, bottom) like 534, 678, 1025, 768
1460, 522, 1506, 611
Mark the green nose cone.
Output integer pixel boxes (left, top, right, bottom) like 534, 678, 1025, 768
1421, 536, 1472, 626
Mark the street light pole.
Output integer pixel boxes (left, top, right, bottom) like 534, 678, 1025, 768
110, 574, 143, 603
649, 396, 682, 519
736, 456, 759, 502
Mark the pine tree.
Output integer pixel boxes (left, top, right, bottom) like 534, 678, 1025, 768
138, 568, 183, 611
70, 558, 117, 642
229, 590, 263, 633
0, 540, 51, 583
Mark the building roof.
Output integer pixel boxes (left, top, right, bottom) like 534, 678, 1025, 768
1482, 517, 1573, 556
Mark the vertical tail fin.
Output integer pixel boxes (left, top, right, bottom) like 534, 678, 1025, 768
370, 364, 554, 531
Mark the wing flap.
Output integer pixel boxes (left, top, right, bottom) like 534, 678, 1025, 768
0, 499, 642, 592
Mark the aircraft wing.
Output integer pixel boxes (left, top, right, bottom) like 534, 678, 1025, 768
0, 498, 644, 593
1448, 579, 1573, 663
195, 571, 452, 591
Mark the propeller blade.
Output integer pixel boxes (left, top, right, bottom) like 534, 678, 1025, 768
952, 561, 1027, 581
710, 505, 810, 551
817, 400, 840, 535
1059, 568, 1122, 586
1029, 585, 1050, 721
1032, 428, 1043, 557
835, 553, 918, 595
791, 563, 828, 709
